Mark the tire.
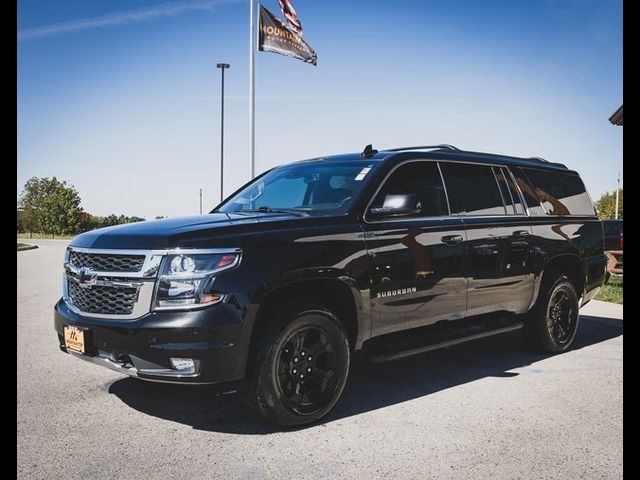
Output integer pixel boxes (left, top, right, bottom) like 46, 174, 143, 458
523, 275, 580, 353
241, 306, 351, 427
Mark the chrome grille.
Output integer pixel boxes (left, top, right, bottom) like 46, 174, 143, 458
68, 281, 138, 315
64, 247, 161, 319
63, 246, 240, 319
69, 251, 145, 273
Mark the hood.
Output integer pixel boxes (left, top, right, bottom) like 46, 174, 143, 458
70, 212, 309, 250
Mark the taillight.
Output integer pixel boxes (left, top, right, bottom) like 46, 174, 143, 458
619, 233, 623, 250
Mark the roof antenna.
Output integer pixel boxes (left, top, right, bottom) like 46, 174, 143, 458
361, 144, 378, 158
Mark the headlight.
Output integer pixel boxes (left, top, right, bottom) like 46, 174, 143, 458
153, 251, 241, 310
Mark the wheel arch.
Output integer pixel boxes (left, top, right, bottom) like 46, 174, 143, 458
249, 277, 368, 358
531, 254, 584, 309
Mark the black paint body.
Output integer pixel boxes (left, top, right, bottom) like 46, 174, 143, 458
54, 149, 606, 384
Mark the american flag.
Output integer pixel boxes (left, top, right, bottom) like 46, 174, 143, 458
278, 0, 303, 37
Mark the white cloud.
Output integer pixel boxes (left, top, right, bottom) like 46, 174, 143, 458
18, 0, 241, 42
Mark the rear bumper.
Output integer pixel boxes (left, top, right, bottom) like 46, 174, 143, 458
54, 298, 251, 385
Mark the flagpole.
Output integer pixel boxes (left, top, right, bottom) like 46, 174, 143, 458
249, 0, 256, 180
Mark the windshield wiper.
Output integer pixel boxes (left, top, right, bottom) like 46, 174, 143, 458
243, 207, 308, 217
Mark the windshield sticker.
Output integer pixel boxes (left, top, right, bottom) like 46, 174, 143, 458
355, 166, 372, 181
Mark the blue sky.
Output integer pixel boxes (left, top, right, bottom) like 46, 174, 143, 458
18, 0, 622, 219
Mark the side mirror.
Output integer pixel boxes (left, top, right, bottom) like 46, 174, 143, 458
368, 194, 421, 219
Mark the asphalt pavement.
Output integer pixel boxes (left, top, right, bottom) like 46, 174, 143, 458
17, 239, 623, 479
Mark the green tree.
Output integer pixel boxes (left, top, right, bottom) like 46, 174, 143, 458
19, 177, 47, 234
102, 214, 120, 227
595, 189, 623, 220
79, 214, 105, 232
19, 177, 83, 236
100, 214, 145, 228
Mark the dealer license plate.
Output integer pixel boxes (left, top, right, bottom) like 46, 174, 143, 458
64, 326, 86, 354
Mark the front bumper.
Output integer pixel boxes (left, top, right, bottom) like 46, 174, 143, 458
54, 298, 250, 384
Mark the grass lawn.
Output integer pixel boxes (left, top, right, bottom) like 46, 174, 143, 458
17, 233, 74, 240
17, 242, 38, 251
595, 275, 623, 304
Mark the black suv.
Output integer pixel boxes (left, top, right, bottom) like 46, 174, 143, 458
54, 145, 606, 426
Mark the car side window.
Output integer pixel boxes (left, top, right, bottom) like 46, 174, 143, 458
502, 167, 525, 214
493, 167, 516, 214
370, 162, 448, 218
439, 162, 507, 215
511, 167, 546, 216
521, 168, 595, 216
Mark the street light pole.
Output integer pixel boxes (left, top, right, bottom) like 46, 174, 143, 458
217, 63, 230, 203
249, 0, 256, 180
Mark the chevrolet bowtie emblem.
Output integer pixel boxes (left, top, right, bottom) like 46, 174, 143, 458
77, 267, 98, 288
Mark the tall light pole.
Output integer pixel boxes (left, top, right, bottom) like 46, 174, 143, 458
217, 63, 230, 203
249, 0, 256, 180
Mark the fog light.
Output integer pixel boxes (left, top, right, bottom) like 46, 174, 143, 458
170, 358, 195, 372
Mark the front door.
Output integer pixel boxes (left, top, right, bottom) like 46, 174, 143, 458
362, 161, 468, 337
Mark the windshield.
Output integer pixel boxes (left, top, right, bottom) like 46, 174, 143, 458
218, 161, 378, 215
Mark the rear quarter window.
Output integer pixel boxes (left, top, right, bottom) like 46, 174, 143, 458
522, 168, 595, 216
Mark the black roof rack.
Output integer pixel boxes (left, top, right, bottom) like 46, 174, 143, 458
527, 156, 549, 163
373, 145, 567, 169
382, 144, 460, 152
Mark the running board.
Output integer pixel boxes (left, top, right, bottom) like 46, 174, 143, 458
367, 322, 524, 363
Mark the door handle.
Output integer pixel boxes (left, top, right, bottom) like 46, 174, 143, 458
513, 230, 530, 236
441, 234, 464, 245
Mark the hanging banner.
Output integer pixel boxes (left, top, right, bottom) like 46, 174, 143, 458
258, 4, 317, 66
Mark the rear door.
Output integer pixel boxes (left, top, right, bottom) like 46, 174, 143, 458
363, 160, 468, 337
439, 162, 535, 316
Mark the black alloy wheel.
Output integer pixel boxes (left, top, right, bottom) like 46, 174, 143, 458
523, 275, 580, 353
241, 307, 350, 426
547, 289, 576, 347
275, 326, 339, 415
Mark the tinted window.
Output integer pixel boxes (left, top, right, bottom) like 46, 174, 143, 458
493, 167, 516, 214
512, 168, 546, 216
440, 163, 506, 215
370, 162, 448, 217
502, 168, 525, 214
522, 168, 595, 216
